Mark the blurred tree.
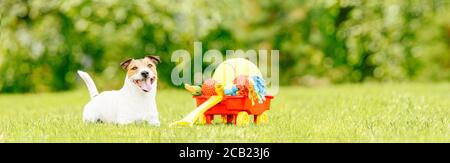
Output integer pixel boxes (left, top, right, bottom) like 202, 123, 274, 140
0, 0, 449, 92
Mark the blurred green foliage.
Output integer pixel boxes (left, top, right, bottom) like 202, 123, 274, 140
0, 0, 449, 93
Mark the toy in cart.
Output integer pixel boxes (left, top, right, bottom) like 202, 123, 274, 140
170, 58, 274, 127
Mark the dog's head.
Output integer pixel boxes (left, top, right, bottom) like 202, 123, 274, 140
120, 55, 161, 93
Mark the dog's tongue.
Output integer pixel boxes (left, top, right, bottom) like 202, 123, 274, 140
141, 78, 152, 92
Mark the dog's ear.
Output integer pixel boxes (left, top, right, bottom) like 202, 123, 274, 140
120, 58, 133, 70
146, 55, 161, 64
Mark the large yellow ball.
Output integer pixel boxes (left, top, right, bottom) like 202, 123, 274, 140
212, 58, 262, 89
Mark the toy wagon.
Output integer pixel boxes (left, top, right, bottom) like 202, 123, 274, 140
194, 95, 273, 126
169, 58, 275, 127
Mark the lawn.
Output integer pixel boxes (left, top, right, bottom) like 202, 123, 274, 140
0, 83, 449, 142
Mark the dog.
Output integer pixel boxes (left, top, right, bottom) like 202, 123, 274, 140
77, 55, 161, 126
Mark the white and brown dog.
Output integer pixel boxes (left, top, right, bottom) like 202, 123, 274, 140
77, 56, 161, 126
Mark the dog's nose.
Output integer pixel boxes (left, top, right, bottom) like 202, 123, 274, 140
141, 71, 149, 78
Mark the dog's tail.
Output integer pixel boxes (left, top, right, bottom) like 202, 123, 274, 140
77, 70, 99, 99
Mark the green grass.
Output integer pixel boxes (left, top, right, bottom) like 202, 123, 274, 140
0, 83, 449, 142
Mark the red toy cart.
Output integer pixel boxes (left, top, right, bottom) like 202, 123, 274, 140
194, 95, 274, 125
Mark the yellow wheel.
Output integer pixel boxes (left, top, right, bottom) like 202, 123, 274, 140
236, 111, 250, 126
196, 114, 206, 125
256, 112, 269, 125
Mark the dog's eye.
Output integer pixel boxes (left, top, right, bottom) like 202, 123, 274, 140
131, 67, 138, 70
148, 64, 153, 68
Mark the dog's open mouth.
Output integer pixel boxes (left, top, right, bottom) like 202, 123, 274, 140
133, 78, 154, 92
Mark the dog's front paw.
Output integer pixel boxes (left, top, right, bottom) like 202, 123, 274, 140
146, 115, 160, 127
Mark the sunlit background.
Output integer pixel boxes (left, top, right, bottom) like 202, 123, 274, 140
0, 0, 449, 93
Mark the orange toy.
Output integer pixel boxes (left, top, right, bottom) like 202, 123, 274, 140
233, 75, 250, 96
247, 79, 258, 106
201, 79, 217, 96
